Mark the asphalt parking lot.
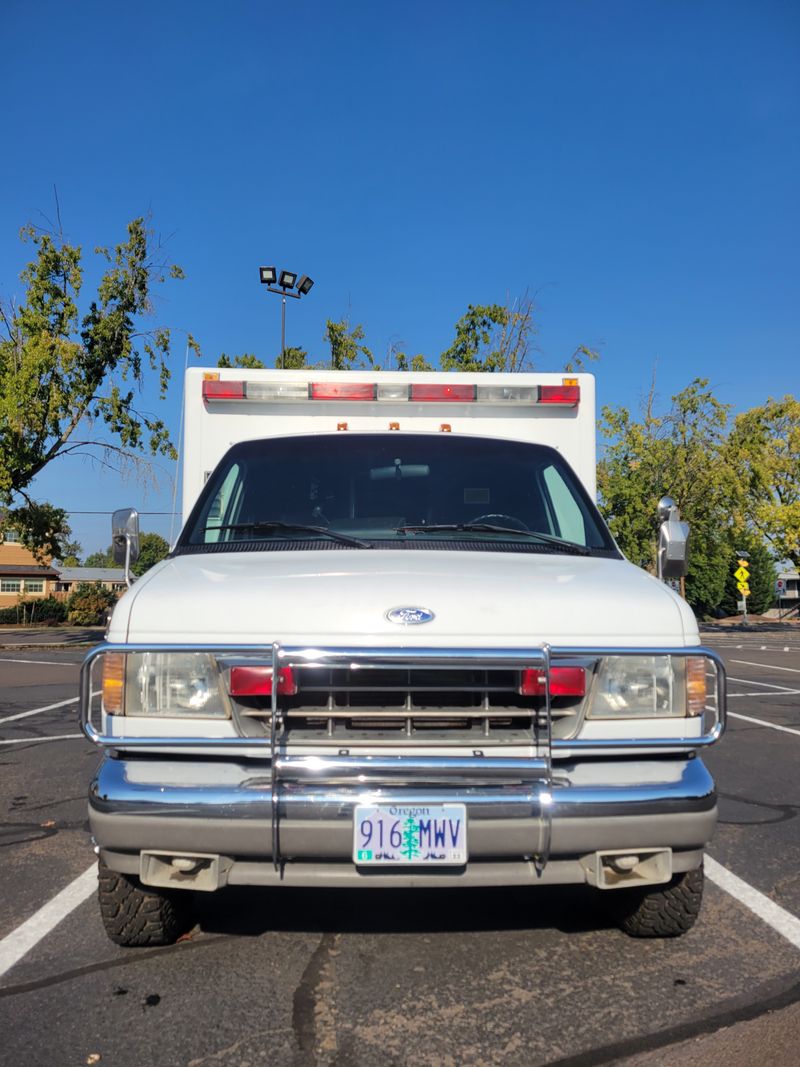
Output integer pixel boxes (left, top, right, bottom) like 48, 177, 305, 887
0, 630, 798, 1067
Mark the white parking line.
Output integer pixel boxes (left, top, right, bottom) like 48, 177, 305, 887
705, 856, 800, 951
707, 642, 800, 652
2, 855, 796, 982
729, 693, 800, 699
728, 712, 800, 737
0, 733, 83, 745
0, 696, 78, 725
0, 865, 97, 980
728, 676, 799, 692
731, 659, 800, 674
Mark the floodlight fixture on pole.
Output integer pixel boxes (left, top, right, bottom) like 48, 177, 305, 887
258, 264, 315, 368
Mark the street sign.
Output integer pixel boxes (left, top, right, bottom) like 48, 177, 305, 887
734, 558, 751, 620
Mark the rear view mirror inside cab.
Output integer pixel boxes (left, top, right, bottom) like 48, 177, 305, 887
369, 464, 431, 480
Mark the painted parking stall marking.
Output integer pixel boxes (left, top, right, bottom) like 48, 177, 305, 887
706, 856, 800, 952
727, 713, 800, 738
731, 659, 800, 674
0, 733, 83, 745
0, 865, 97, 980
0, 696, 78, 726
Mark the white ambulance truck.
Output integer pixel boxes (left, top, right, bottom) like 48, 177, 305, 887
80, 368, 726, 946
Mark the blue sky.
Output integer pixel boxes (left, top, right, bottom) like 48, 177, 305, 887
2, 1, 798, 555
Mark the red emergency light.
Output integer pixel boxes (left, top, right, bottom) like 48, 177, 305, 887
538, 384, 580, 406
519, 666, 585, 697
410, 384, 477, 402
310, 382, 376, 401
202, 379, 246, 400
201, 377, 581, 408
229, 665, 298, 697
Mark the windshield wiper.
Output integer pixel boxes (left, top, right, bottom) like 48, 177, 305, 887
208, 521, 372, 549
395, 523, 592, 555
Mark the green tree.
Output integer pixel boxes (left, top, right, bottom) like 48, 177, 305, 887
0, 217, 197, 556
727, 396, 800, 570
720, 535, 776, 617
395, 352, 435, 372
440, 304, 509, 372
598, 378, 736, 616
563, 345, 601, 373
275, 346, 309, 369
84, 548, 116, 568
53, 532, 82, 567
84, 530, 167, 575
324, 320, 374, 370
131, 532, 170, 576
218, 353, 265, 369
439, 292, 598, 373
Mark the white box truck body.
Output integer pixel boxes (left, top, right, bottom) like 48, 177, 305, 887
81, 369, 725, 945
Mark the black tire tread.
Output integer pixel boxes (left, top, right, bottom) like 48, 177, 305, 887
98, 862, 195, 947
611, 866, 704, 938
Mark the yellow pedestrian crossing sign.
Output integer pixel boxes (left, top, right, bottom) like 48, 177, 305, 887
734, 566, 749, 583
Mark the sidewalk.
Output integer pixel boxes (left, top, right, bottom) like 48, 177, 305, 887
700, 615, 800, 634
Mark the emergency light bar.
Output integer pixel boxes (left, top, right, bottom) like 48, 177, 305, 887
201, 378, 580, 407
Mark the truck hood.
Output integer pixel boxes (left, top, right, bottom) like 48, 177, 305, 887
110, 549, 698, 647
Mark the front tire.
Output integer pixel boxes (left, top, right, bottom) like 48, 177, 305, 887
98, 862, 196, 947
608, 866, 704, 938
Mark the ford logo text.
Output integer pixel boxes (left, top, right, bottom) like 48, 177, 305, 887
386, 607, 435, 626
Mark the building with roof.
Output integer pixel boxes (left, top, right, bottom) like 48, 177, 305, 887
0, 529, 59, 604
54, 567, 128, 595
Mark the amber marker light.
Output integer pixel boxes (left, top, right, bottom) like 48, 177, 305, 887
102, 653, 126, 715
686, 657, 707, 716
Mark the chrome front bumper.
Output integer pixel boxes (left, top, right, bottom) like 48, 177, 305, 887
83, 641, 725, 888
91, 754, 717, 888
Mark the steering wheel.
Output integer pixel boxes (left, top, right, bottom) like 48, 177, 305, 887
467, 513, 530, 532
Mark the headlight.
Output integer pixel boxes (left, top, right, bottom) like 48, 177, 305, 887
586, 656, 707, 719
103, 652, 229, 718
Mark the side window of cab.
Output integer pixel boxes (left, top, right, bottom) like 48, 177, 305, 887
203, 463, 244, 542
541, 464, 587, 544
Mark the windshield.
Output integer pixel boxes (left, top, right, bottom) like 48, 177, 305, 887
180, 434, 617, 554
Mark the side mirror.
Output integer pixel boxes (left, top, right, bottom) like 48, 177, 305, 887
112, 508, 140, 587
657, 499, 690, 580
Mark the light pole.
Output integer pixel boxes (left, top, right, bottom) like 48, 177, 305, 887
259, 266, 314, 368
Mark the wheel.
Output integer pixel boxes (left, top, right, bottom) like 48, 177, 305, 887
468, 513, 530, 532
97, 862, 196, 947
607, 866, 704, 938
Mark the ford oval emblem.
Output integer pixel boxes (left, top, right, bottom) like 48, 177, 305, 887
386, 606, 435, 626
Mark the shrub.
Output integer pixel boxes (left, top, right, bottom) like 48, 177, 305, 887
66, 583, 119, 625
0, 597, 67, 625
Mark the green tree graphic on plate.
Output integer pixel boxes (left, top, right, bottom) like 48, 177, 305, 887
401, 817, 421, 860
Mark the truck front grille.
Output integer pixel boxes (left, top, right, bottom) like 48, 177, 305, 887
232, 666, 581, 745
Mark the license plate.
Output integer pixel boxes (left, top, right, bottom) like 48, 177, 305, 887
353, 803, 467, 865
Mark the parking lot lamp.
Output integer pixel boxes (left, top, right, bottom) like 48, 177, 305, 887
259, 265, 314, 368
